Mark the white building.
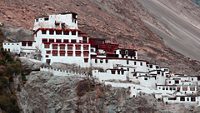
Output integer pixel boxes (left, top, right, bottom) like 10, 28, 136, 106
3, 12, 200, 106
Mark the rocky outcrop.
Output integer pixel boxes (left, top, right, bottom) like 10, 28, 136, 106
1, 0, 200, 75
16, 71, 200, 113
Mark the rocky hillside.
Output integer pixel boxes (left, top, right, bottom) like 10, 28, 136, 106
0, 0, 200, 75
17, 71, 199, 113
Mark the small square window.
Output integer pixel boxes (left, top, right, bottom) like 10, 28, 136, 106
64, 31, 69, 35
42, 30, 47, 34
72, 31, 76, 35
84, 58, 88, 63
71, 40, 76, 43
49, 30, 54, 35
63, 39, 69, 43
44, 17, 49, 21
100, 59, 103, 63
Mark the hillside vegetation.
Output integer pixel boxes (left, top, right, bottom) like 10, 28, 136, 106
0, 29, 20, 113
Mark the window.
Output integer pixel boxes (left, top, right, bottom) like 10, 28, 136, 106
150, 65, 153, 68
44, 44, 50, 48
156, 66, 159, 69
169, 81, 171, 84
157, 71, 160, 74
170, 87, 172, 90
83, 45, 89, 50
134, 62, 136, 65
46, 50, 51, 54
166, 87, 168, 90
22, 42, 26, 46
49, 39, 54, 43
60, 51, 65, 56
60, 44, 65, 50
49, 30, 54, 35
83, 36, 87, 43
71, 40, 76, 43
83, 51, 89, 57
125, 50, 128, 55
127, 60, 129, 64
117, 70, 120, 74
63, 39, 69, 43
84, 58, 88, 63
28, 42, 33, 46
168, 98, 176, 100
180, 97, 185, 101
144, 78, 148, 80
190, 87, 195, 91
56, 30, 62, 35
64, 30, 69, 35
72, 31, 76, 35
100, 59, 103, 63
52, 51, 58, 56
173, 87, 176, 90
67, 51, 73, 56
106, 59, 108, 63
187, 98, 189, 101
42, 30, 47, 34
67, 45, 73, 50
52, 44, 58, 49
175, 80, 179, 84
95, 59, 97, 63
140, 62, 143, 66
36, 19, 39, 22
42, 39, 48, 43
121, 70, 124, 75
76, 45, 81, 50
182, 87, 187, 91
75, 51, 81, 56
56, 39, 62, 43
162, 87, 165, 90
111, 70, 115, 74
44, 17, 49, 21
191, 97, 196, 101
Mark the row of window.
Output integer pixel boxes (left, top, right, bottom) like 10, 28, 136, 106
111, 70, 125, 75
127, 60, 143, 66
47, 50, 89, 57
3, 43, 19, 45
42, 38, 88, 43
158, 86, 196, 91
180, 97, 196, 102
22, 42, 33, 46
44, 44, 89, 50
168, 97, 196, 102
94, 59, 108, 63
41, 30, 77, 35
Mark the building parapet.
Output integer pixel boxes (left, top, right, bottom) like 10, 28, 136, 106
40, 66, 87, 77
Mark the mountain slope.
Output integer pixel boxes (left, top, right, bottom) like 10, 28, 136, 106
0, 0, 200, 75
138, 0, 200, 61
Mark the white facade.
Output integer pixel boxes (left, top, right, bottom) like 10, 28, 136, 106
92, 69, 128, 82
3, 41, 36, 55
33, 12, 78, 31
3, 42, 21, 54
